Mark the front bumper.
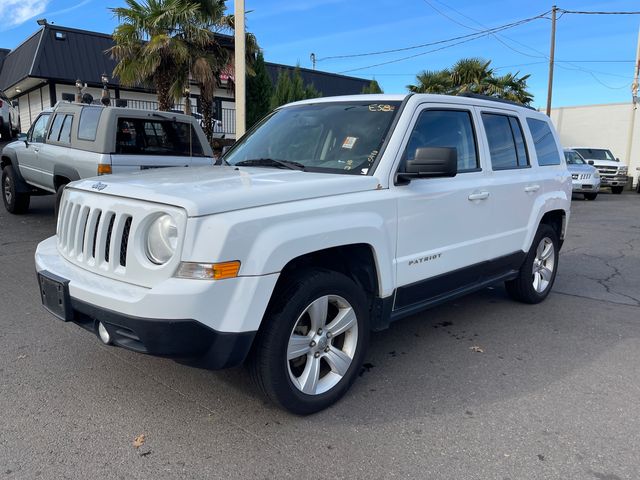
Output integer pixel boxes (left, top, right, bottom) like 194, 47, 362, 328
572, 179, 600, 193
600, 176, 627, 187
35, 236, 279, 368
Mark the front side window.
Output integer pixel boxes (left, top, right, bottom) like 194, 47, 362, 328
526, 118, 561, 166
564, 151, 585, 165
115, 118, 204, 156
482, 113, 529, 169
28, 114, 51, 143
225, 101, 401, 174
402, 109, 479, 172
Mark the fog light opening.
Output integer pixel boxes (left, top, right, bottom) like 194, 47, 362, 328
97, 322, 112, 345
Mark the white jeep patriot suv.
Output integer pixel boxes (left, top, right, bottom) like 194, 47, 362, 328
35, 94, 571, 414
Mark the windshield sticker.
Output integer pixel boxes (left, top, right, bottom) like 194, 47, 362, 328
342, 137, 358, 149
367, 149, 379, 164
368, 104, 396, 112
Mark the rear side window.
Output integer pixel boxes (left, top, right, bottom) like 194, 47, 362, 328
526, 118, 561, 166
48, 114, 65, 141
482, 113, 529, 169
78, 107, 102, 141
115, 118, 204, 156
403, 109, 479, 171
58, 115, 73, 144
47, 114, 73, 143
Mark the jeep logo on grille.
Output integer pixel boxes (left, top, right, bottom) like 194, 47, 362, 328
91, 182, 108, 191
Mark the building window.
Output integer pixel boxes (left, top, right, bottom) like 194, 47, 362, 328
62, 93, 75, 102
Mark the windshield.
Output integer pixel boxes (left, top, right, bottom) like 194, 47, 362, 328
225, 101, 401, 174
564, 150, 586, 165
574, 148, 616, 161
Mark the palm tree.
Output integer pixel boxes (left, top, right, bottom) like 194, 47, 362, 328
407, 58, 533, 105
407, 69, 452, 94
110, 0, 214, 111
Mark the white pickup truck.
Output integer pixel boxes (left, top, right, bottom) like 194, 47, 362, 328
1, 102, 213, 214
35, 94, 571, 414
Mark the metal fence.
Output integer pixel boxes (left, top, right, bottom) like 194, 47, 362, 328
119, 99, 235, 136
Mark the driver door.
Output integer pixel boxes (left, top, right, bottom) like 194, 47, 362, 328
18, 113, 51, 190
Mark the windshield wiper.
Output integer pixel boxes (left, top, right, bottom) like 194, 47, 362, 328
234, 158, 306, 171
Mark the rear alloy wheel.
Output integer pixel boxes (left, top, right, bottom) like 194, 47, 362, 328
611, 186, 624, 195
584, 192, 598, 201
249, 269, 369, 415
2, 165, 30, 214
505, 224, 559, 304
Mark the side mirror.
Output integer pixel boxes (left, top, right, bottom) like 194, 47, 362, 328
11, 100, 18, 108
616, 157, 620, 162
397, 147, 458, 184
588, 160, 594, 165
17, 133, 27, 144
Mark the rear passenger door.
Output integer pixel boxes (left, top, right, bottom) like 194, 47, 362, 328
475, 107, 542, 256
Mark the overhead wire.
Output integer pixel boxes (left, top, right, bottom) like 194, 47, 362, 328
317, 10, 550, 63
422, 0, 635, 90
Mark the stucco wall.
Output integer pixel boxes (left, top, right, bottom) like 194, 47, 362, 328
549, 102, 640, 185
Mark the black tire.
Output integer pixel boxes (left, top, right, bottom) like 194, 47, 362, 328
0, 120, 9, 140
611, 186, 624, 195
584, 192, 598, 201
54, 184, 66, 218
505, 224, 559, 304
249, 268, 370, 415
2, 165, 30, 214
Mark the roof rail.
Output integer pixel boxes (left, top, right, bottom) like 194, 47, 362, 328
457, 93, 535, 110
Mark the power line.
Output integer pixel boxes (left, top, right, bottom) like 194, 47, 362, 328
318, 11, 549, 62
558, 9, 640, 15
423, 0, 636, 90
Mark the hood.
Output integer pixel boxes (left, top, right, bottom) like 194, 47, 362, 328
567, 164, 597, 174
68, 165, 381, 217
588, 159, 621, 167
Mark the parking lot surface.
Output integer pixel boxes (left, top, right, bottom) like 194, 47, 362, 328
1, 192, 639, 479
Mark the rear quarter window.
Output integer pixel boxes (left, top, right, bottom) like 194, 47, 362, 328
115, 118, 204, 156
78, 107, 102, 141
526, 118, 561, 166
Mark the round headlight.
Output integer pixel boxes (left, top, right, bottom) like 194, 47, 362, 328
146, 214, 178, 265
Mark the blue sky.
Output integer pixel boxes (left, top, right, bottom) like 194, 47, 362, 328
1, 0, 638, 108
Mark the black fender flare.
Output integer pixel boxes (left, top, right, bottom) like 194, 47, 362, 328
1, 148, 31, 193
52, 164, 81, 189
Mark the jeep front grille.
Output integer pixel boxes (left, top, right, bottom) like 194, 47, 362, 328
55, 188, 187, 288
58, 200, 133, 271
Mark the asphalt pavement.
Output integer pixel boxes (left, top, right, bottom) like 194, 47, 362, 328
1, 191, 639, 479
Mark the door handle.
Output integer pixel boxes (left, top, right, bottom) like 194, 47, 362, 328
468, 191, 490, 201
524, 184, 540, 193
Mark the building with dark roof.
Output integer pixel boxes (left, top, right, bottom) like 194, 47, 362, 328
0, 23, 371, 136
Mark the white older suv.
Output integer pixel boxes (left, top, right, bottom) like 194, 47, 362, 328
2, 102, 213, 214
35, 94, 571, 414
0, 90, 19, 140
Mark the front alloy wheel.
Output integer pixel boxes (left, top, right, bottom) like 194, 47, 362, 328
249, 269, 369, 415
287, 295, 358, 395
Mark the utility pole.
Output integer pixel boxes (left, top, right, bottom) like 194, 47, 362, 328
624, 25, 640, 182
234, 0, 246, 138
545, 5, 558, 116
310, 53, 317, 70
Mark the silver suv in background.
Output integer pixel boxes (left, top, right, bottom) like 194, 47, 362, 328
0, 90, 19, 140
564, 149, 600, 200
1, 102, 214, 214
571, 147, 628, 194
